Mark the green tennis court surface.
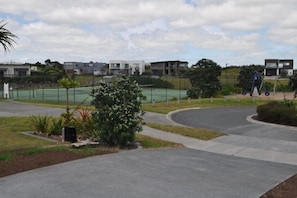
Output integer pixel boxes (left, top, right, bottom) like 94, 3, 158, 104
1, 86, 188, 104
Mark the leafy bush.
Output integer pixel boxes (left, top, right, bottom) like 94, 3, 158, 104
257, 100, 297, 126
277, 84, 292, 92
219, 84, 235, 96
91, 76, 145, 147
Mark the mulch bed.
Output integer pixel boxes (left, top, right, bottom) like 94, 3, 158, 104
0, 149, 116, 178
260, 174, 297, 198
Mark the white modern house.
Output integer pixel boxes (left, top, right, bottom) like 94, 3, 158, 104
109, 60, 146, 75
0, 63, 31, 77
264, 59, 294, 77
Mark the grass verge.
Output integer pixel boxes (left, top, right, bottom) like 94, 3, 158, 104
136, 133, 182, 148
146, 123, 224, 140
142, 97, 270, 114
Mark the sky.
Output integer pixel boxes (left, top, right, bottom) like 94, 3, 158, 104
1, 0, 297, 67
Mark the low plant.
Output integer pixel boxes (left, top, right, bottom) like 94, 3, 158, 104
257, 100, 297, 126
73, 107, 96, 139
29, 115, 51, 136
0, 153, 14, 161
49, 117, 64, 135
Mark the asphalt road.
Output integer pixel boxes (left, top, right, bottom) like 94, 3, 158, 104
171, 106, 297, 142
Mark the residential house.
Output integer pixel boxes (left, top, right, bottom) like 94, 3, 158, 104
109, 60, 145, 75
264, 59, 294, 77
64, 62, 107, 75
150, 60, 188, 76
0, 63, 31, 78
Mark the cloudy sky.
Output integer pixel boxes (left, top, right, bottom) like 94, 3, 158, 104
1, 0, 297, 67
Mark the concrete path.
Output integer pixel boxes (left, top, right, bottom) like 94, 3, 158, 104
167, 107, 297, 166
1, 148, 297, 198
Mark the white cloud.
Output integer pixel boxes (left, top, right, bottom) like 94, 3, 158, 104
0, 0, 297, 66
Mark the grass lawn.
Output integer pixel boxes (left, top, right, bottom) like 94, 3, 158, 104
142, 97, 270, 114
0, 116, 182, 162
146, 123, 224, 140
0, 96, 275, 161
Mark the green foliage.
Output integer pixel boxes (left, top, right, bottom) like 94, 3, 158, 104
30, 116, 64, 136
289, 73, 297, 96
29, 115, 51, 135
237, 65, 264, 90
0, 153, 14, 161
129, 76, 174, 89
0, 20, 17, 52
49, 117, 64, 135
257, 100, 297, 126
277, 84, 291, 92
264, 82, 273, 92
219, 84, 235, 96
136, 134, 181, 148
58, 77, 80, 89
187, 59, 221, 98
58, 77, 80, 125
91, 76, 145, 147
72, 107, 97, 140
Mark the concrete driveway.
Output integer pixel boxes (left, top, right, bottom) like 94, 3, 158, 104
1, 148, 297, 198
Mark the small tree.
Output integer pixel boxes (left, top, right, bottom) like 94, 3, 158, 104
187, 58, 221, 98
0, 20, 17, 52
289, 73, 297, 98
237, 65, 264, 91
58, 77, 80, 125
91, 76, 145, 147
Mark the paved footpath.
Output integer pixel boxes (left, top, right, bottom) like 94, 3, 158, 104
145, 108, 297, 166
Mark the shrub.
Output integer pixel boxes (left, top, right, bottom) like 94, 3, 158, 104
219, 84, 235, 96
91, 76, 145, 147
257, 100, 297, 126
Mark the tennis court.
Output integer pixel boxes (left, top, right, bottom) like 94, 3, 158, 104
1, 86, 188, 104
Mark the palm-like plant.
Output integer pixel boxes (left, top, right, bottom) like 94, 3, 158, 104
0, 20, 17, 52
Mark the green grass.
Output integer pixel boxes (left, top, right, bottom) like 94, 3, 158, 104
0, 95, 278, 162
0, 117, 55, 151
136, 133, 182, 148
0, 153, 14, 161
146, 123, 224, 140
142, 97, 270, 114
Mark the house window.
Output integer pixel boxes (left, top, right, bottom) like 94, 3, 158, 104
266, 63, 277, 68
18, 70, 27, 77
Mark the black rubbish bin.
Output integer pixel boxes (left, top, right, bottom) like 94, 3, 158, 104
63, 126, 77, 143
